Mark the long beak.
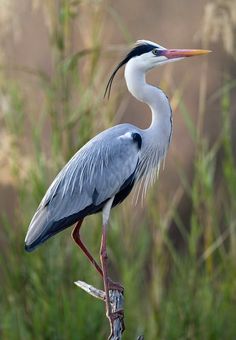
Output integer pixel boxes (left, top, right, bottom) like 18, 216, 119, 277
162, 49, 211, 59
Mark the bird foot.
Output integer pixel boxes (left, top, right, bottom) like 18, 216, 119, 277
107, 308, 125, 339
107, 278, 124, 293
107, 310, 124, 323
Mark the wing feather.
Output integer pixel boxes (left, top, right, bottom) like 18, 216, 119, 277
25, 124, 141, 250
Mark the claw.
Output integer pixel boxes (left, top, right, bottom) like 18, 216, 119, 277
107, 278, 124, 293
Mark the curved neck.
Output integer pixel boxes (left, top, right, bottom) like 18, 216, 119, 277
124, 59, 172, 133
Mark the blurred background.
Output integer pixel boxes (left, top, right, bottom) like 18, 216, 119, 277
1, 0, 236, 339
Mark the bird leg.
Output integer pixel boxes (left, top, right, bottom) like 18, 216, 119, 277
100, 222, 113, 330
72, 219, 123, 288
100, 199, 124, 338
72, 219, 103, 277
100, 221, 124, 338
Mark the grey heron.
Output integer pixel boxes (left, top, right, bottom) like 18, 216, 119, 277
25, 40, 210, 327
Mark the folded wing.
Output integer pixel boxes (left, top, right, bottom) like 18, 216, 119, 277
25, 125, 141, 251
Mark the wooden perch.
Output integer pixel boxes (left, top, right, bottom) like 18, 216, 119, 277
75, 280, 125, 339
75, 280, 106, 301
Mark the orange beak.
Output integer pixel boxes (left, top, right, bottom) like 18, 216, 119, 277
162, 49, 211, 59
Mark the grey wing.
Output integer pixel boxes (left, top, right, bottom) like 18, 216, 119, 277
25, 125, 141, 251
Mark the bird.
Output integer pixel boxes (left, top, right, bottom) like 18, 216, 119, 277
25, 39, 210, 325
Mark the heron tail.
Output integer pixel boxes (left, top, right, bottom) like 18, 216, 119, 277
24, 206, 53, 252
24, 205, 83, 252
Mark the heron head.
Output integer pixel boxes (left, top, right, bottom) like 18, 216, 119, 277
104, 40, 211, 98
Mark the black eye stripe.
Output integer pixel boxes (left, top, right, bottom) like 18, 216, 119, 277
104, 43, 161, 99
126, 44, 158, 59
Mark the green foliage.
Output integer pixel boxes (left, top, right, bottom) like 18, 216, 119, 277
1, 1, 236, 339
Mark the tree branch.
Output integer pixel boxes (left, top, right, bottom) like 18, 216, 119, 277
74, 280, 125, 339
75, 280, 106, 301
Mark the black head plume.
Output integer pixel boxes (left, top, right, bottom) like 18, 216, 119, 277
104, 41, 158, 99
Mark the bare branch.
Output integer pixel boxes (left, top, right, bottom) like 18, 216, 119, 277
108, 289, 124, 340
75, 280, 125, 339
74, 280, 105, 301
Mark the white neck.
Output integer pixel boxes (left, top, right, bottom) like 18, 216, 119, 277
124, 58, 172, 148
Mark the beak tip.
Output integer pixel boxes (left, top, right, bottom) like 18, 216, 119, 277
191, 49, 212, 56
164, 48, 212, 59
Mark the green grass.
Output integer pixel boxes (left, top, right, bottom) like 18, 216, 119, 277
1, 1, 236, 339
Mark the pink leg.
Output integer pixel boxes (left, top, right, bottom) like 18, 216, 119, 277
100, 222, 111, 315
72, 219, 103, 277
100, 221, 124, 337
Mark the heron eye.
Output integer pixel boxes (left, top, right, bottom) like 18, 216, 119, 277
152, 48, 159, 56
